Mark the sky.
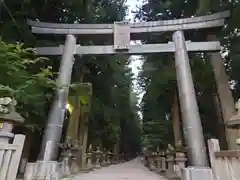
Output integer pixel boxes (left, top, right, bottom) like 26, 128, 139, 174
125, 0, 144, 120
126, 0, 139, 17
125, 0, 143, 98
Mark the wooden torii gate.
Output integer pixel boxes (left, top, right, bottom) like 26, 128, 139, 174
27, 11, 230, 168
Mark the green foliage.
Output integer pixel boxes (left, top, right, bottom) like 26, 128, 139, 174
86, 55, 141, 153
0, 0, 141, 155
137, 0, 240, 150
3, 0, 240, 156
0, 40, 55, 130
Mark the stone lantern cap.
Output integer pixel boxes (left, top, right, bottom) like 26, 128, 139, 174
0, 97, 24, 123
227, 99, 240, 129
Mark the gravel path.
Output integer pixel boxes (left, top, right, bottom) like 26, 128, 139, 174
72, 158, 168, 180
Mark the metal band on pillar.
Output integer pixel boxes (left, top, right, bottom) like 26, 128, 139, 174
172, 30, 208, 166
38, 34, 76, 161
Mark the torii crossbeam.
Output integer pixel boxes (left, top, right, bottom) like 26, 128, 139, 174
36, 41, 221, 55
27, 11, 229, 36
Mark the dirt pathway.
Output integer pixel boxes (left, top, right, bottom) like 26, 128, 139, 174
73, 158, 168, 180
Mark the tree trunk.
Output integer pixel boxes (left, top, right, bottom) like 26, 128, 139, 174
207, 34, 238, 150
172, 89, 183, 150
213, 95, 228, 149
80, 113, 89, 167
66, 90, 82, 143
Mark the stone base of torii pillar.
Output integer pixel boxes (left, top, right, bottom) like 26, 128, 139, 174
24, 141, 61, 180
24, 161, 60, 180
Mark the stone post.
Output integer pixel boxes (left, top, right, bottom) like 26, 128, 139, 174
94, 146, 102, 169
106, 150, 112, 165
113, 141, 120, 162
70, 141, 81, 173
59, 139, 72, 176
155, 151, 162, 173
35, 141, 60, 179
86, 144, 93, 171
152, 152, 158, 173
112, 152, 117, 164
149, 152, 156, 171
160, 152, 166, 172
101, 148, 107, 167
175, 151, 187, 169
120, 153, 125, 162
166, 151, 175, 178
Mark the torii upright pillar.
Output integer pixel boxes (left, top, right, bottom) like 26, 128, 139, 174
38, 34, 76, 160
173, 31, 208, 166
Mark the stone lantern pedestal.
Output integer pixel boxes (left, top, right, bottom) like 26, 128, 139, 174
94, 147, 102, 169
0, 97, 24, 144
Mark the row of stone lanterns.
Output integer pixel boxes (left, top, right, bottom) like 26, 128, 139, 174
58, 139, 121, 176
82, 145, 119, 172
144, 145, 187, 179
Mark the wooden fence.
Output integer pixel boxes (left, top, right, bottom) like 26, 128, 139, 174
0, 134, 25, 180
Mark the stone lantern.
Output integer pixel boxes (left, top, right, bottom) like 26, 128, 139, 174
94, 146, 102, 169
59, 138, 82, 175
227, 99, 240, 148
0, 97, 24, 143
